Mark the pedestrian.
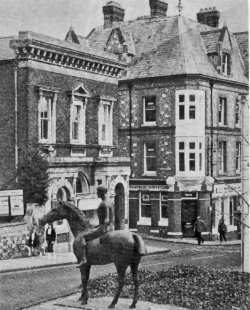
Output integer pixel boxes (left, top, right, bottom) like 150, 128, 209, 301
28, 223, 40, 256
46, 223, 56, 253
218, 216, 227, 242
194, 216, 207, 245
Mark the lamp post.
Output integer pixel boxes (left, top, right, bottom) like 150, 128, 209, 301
209, 205, 213, 241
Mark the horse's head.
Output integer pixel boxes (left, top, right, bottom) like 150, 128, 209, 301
40, 199, 68, 226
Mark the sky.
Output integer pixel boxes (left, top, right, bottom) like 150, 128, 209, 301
0, 0, 248, 40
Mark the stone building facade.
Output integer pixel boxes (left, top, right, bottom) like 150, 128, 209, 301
0, 30, 130, 255
85, 1, 248, 239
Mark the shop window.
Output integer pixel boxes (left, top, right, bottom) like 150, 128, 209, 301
144, 142, 156, 175
161, 195, 168, 219
219, 141, 227, 174
141, 193, 151, 218
143, 96, 156, 124
218, 97, 227, 126
235, 142, 241, 173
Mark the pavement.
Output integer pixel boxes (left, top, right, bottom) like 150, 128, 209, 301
0, 238, 241, 310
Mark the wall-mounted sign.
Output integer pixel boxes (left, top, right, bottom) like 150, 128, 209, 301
0, 189, 24, 217
181, 192, 197, 199
130, 185, 168, 191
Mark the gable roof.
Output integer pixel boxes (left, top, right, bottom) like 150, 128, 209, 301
0, 36, 16, 61
86, 15, 248, 84
234, 31, 249, 76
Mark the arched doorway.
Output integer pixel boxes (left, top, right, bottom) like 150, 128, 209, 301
56, 186, 71, 201
114, 183, 125, 230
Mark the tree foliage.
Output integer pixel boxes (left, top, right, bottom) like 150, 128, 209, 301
17, 148, 50, 205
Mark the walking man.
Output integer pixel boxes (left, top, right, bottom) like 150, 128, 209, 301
194, 216, 207, 245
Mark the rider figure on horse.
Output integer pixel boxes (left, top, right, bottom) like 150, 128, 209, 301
77, 185, 114, 267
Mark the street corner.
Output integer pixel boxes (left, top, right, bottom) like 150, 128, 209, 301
53, 295, 187, 310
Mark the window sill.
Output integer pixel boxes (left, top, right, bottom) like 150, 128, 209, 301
137, 218, 151, 226
142, 172, 157, 177
158, 219, 169, 226
141, 123, 157, 127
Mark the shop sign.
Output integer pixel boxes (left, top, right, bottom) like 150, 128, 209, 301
213, 183, 242, 197
0, 190, 24, 217
129, 185, 168, 191
181, 192, 197, 198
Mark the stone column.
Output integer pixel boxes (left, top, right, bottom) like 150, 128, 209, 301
167, 191, 182, 238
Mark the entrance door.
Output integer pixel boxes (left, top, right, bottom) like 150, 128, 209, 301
181, 200, 197, 238
114, 183, 125, 230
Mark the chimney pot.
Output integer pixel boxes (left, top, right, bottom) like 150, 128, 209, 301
149, 0, 168, 18
103, 1, 125, 29
197, 7, 220, 27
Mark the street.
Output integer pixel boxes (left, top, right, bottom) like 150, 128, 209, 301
0, 240, 241, 310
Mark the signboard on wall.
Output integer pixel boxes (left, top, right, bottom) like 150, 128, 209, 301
0, 190, 24, 217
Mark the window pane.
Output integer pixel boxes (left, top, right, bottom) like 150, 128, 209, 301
179, 105, 185, 119
145, 97, 156, 122
179, 142, 184, 150
141, 205, 151, 217
179, 152, 185, 171
189, 95, 195, 102
145, 109, 156, 122
145, 143, 156, 172
72, 123, 78, 140
147, 158, 156, 171
161, 204, 168, 218
189, 142, 195, 149
189, 153, 195, 171
189, 105, 195, 119
199, 153, 202, 171
179, 95, 185, 102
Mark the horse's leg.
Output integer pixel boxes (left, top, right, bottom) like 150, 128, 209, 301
129, 257, 141, 309
108, 265, 127, 309
79, 264, 91, 305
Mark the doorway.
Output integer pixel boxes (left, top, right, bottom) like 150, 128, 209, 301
114, 183, 125, 230
181, 200, 197, 238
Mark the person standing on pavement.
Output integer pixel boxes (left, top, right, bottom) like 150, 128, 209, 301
194, 216, 207, 245
28, 223, 41, 256
46, 223, 56, 253
218, 216, 227, 242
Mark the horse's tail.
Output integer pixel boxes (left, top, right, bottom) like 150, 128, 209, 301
132, 233, 147, 256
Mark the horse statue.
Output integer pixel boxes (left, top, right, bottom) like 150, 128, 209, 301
38, 199, 147, 309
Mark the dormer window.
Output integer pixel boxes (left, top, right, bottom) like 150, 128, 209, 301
222, 53, 230, 75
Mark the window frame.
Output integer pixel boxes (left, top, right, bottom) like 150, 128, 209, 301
221, 53, 231, 76
38, 88, 57, 144
158, 193, 168, 226
235, 141, 241, 174
218, 97, 227, 126
137, 192, 151, 225
71, 98, 86, 144
98, 98, 114, 146
218, 141, 227, 174
143, 142, 157, 176
143, 96, 157, 125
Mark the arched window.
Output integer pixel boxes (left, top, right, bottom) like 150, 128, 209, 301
76, 173, 89, 194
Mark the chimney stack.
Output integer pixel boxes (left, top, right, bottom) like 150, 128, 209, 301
149, 0, 168, 18
103, 1, 125, 29
197, 7, 220, 28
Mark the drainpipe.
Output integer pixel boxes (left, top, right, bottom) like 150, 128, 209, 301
128, 83, 133, 177
14, 62, 18, 184
209, 80, 214, 177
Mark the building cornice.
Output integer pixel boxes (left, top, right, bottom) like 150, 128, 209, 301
119, 74, 249, 89
10, 35, 126, 79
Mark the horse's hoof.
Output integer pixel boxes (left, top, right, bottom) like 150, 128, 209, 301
81, 300, 88, 305
108, 303, 115, 309
129, 304, 136, 309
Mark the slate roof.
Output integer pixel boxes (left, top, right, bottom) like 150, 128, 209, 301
234, 31, 249, 75
0, 36, 16, 60
86, 15, 248, 84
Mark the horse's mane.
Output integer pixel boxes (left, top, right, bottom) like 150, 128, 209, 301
62, 200, 90, 226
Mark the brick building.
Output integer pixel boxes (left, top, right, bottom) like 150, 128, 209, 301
0, 30, 130, 255
83, 1, 248, 239
0, 0, 248, 252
